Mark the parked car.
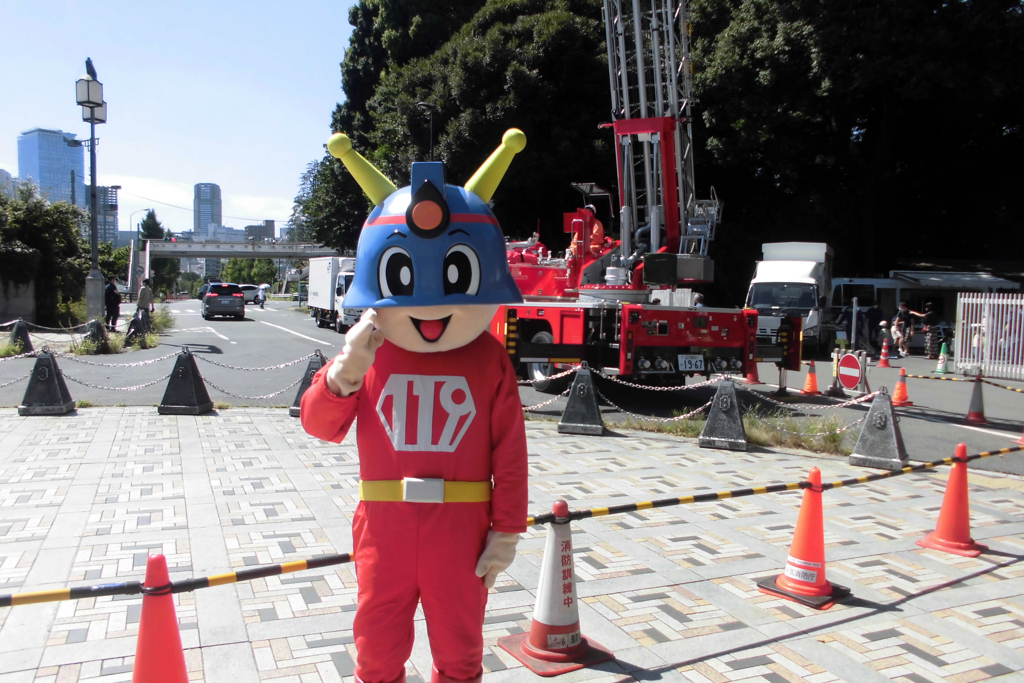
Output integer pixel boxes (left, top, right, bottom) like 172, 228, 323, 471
201, 283, 246, 320
238, 284, 260, 304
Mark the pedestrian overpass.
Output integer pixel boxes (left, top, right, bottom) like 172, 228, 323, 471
138, 241, 339, 287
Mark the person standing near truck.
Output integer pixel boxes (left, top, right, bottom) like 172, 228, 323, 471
891, 301, 925, 357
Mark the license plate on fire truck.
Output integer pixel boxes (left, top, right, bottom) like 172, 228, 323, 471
676, 354, 705, 371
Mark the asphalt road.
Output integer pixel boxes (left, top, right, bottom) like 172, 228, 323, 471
2, 300, 1023, 475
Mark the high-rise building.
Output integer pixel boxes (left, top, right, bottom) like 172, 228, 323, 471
95, 186, 119, 244
245, 219, 275, 242
17, 128, 86, 207
193, 183, 222, 238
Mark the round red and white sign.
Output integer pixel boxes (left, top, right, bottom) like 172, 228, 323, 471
838, 353, 862, 389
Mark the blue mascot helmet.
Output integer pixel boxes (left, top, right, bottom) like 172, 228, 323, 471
327, 129, 526, 309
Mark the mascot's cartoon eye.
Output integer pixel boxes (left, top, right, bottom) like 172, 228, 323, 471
379, 246, 415, 298
443, 244, 480, 296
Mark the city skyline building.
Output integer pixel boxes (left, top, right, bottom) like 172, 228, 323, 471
245, 219, 275, 242
17, 128, 86, 208
95, 185, 119, 245
193, 183, 222, 238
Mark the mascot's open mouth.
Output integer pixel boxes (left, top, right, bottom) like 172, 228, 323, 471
410, 315, 452, 343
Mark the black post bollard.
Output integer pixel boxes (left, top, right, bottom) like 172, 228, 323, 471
557, 367, 604, 435
18, 351, 75, 416
699, 379, 748, 450
158, 348, 214, 415
290, 349, 328, 417
8, 320, 33, 354
848, 393, 909, 470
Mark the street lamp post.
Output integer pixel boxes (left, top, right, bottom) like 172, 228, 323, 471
76, 58, 107, 321
416, 102, 437, 161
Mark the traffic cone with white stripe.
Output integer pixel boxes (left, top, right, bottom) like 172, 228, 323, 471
966, 375, 988, 425
756, 468, 851, 610
891, 368, 913, 407
741, 359, 762, 385
916, 443, 988, 557
877, 338, 893, 368
933, 343, 952, 374
800, 361, 821, 395
497, 501, 614, 676
132, 555, 188, 683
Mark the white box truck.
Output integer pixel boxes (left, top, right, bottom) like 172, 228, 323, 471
745, 242, 834, 357
308, 256, 359, 333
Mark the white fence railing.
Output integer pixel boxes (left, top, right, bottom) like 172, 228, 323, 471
955, 292, 1024, 380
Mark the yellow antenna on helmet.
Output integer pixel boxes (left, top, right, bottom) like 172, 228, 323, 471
464, 128, 527, 203
326, 133, 398, 206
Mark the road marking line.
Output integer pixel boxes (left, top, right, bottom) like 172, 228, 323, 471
206, 326, 230, 341
898, 413, 1021, 440
259, 321, 333, 346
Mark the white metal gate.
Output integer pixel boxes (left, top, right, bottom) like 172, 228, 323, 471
955, 293, 1024, 380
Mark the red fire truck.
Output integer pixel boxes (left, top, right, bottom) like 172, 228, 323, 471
490, 0, 758, 393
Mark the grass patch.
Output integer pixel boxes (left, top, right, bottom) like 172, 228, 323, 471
72, 333, 125, 355
128, 332, 161, 350
0, 339, 25, 357
214, 401, 231, 410
76, 400, 96, 408
149, 307, 175, 333
615, 404, 854, 456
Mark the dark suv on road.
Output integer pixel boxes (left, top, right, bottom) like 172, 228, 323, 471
202, 283, 246, 320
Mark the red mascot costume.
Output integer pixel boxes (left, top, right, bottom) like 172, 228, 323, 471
301, 130, 529, 683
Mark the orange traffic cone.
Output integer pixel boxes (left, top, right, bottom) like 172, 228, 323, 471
756, 468, 851, 610
966, 376, 988, 425
877, 338, 893, 368
498, 501, 614, 676
800, 361, 821, 395
132, 555, 188, 683
891, 368, 913, 407
916, 443, 988, 557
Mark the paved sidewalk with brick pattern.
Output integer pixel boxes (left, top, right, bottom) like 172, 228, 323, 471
1, 408, 1023, 683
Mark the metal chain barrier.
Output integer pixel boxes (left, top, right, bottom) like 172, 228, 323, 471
522, 388, 571, 411
0, 371, 32, 390
195, 353, 315, 372
204, 375, 304, 401
745, 413, 867, 437
594, 386, 712, 423
61, 371, 173, 392
4, 442, 1023, 606
517, 366, 577, 386
594, 373, 724, 391
737, 386, 884, 412
22, 321, 91, 333
0, 350, 39, 362
55, 351, 179, 367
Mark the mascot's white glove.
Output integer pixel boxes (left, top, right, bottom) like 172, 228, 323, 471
475, 530, 520, 588
326, 309, 386, 397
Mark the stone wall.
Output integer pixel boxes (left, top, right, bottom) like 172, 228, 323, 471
0, 280, 35, 323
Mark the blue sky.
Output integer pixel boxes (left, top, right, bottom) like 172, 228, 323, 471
0, 0, 358, 235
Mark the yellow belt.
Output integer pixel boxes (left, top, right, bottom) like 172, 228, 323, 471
359, 479, 492, 503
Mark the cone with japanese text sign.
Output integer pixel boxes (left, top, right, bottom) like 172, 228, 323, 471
497, 501, 614, 676
756, 468, 851, 610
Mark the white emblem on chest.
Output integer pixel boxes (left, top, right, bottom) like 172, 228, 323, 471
376, 375, 476, 451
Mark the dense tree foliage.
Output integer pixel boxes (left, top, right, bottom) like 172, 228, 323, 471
0, 184, 89, 325
221, 258, 278, 286
95, 241, 131, 282
295, 0, 1023, 306
138, 210, 180, 296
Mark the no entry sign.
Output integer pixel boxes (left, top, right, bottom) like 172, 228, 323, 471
838, 353, 862, 390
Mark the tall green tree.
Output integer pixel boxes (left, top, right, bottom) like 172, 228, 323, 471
221, 258, 278, 285
0, 183, 89, 324
138, 210, 180, 295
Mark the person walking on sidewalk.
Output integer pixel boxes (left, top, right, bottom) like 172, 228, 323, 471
258, 286, 267, 309
104, 275, 121, 332
136, 279, 155, 331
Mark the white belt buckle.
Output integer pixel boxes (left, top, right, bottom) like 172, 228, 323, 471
403, 478, 445, 503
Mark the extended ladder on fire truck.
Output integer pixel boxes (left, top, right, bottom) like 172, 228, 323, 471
603, 0, 721, 275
